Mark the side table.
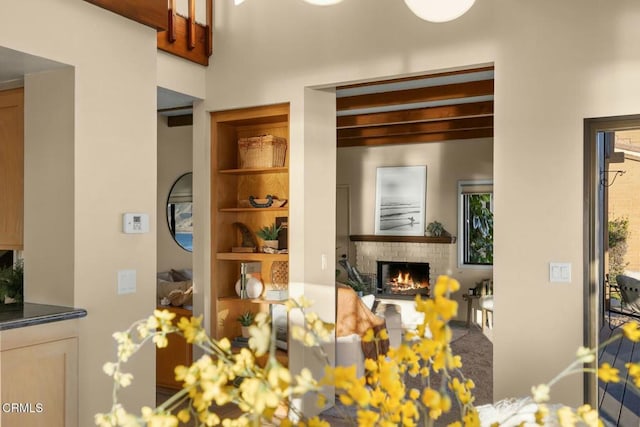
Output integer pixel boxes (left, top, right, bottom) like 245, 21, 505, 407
462, 293, 481, 328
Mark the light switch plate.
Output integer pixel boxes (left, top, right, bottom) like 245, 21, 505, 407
549, 262, 571, 283
117, 269, 137, 294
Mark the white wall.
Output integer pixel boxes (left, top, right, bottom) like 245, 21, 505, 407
199, 0, 640, 406
157, 116, 193, 272
1, 0, 158, 423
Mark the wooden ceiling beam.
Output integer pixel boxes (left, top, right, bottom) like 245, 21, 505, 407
337, 101, 493, 128
337, 66, 494, 91
337, 128, 493, 148
338, 116, 493, 140
337, 79, 494, 111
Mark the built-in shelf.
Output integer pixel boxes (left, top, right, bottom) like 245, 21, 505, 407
219, 207, 289, 213
349, 235, 455, 244
218, 296, 287, 304
216, 252, 289, 261
219, 167, 288, 175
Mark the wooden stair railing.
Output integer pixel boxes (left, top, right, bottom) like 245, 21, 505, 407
84, 0, 213, 66
158, 0, 213, 66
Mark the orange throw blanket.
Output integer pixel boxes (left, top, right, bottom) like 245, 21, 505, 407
336, 284, 389, 359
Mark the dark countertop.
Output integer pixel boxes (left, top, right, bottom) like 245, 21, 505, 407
0, 303, 87, 331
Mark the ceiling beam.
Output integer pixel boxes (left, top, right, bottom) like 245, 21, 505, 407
338, 116, 493, 140
337, 66, 494, 91
337, 128, 493, 148
337, 101, 493, 128
337, 79, 494, 111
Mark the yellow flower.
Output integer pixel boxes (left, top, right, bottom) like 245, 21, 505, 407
153, 333, 169, 348
177, 315, 207, 344
306, 416, 330, 427
176, 409, 190, 423
534, 405, 549, 425
557, 406, 578, 427
576, 404, 601, 427
531, 384, 550, 403
248, 323, 271, 356
576, 346, 596, 363
622, 321, 640, 342
625, 362, 640, 387
598, 363, 620, 383
267, 363, 292, 391
357, 409, 381, 427
378, 328, 389, 340
462, 407, 480, 427
362, 329, 374, 343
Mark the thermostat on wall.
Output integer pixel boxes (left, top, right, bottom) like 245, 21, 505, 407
123, 213, 149, 234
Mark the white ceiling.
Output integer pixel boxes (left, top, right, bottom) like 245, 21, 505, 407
0, 46, 68, 84
0, 46, 194, 114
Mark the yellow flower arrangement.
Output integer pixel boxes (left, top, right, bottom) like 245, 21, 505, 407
96, 276, 640, 427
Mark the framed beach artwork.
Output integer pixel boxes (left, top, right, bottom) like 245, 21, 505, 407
374, 166, 426, 236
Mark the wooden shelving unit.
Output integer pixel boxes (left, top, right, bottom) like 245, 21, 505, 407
210, 103, 290, 366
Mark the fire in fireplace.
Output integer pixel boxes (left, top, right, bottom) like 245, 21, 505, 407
376, 261, 430, 298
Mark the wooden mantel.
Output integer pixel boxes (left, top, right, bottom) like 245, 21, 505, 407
350, 235, 455, 244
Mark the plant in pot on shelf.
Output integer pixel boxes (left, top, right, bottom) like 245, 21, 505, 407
256, 223, 282, 252
237, 311, 255, 338
0, 260, 24, 304
426, 220, 445, 237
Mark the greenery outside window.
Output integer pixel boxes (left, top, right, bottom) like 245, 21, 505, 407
458, 180, 493, 268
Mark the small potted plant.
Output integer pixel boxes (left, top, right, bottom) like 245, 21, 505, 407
237, 311, 255, 338
426, 221, 445, 237
256, 223, 282, 252
0, 260, 24, 304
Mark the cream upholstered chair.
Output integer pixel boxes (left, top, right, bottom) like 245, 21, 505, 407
335, 295, 402, 376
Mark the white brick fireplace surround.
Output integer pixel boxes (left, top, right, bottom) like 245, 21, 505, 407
354, 239, 457, 332
354, 241, 455, 282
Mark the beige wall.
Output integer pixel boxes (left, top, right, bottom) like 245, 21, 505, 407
198, 0, 640, 406
1, 0, 158, 423
157, 117, 193, 273
23, 68, 75, 306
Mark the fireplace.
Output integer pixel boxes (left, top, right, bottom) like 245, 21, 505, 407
376, 261, 430, 298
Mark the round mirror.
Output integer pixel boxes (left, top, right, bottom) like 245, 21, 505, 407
167, 172, 193, 252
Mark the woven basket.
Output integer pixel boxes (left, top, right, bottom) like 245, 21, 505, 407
238, 135, 287, 169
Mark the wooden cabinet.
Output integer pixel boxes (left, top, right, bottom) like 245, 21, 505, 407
0, 320, 79, 427
0, 88, 24, 250
156, 305, 193, 390
210, 103, 290, 365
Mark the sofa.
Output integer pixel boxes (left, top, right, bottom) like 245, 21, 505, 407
157, 268, 193, 308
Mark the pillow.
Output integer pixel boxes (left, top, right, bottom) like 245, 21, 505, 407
170, 268, 193, 281
360, 294, 376, 311
157, 279, 191, 298
156, 271, 173, 282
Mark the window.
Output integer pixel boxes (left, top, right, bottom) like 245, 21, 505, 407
458, 180, 493, 268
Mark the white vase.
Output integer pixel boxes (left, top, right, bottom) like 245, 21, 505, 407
235, 277, 264, 299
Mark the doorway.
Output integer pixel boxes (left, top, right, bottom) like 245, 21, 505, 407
584, 115, 640, 425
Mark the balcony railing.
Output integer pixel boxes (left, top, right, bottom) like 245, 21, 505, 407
84, 0, 213, 66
